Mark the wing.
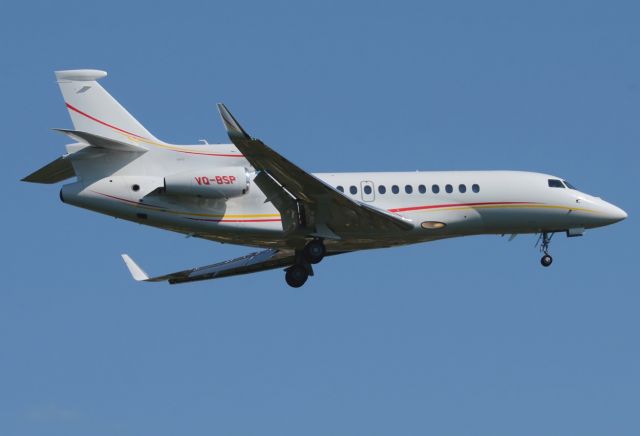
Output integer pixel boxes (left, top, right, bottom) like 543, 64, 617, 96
121, 249, 297, 284
217, 104, 414, 238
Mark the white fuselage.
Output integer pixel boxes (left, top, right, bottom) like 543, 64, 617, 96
59, 142, 626, 252
25, 68, 628, 286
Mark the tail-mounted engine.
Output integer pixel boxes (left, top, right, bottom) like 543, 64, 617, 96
164, 167, 250, 199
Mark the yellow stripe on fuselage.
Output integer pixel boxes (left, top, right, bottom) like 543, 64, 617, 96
399, 204, 597, 214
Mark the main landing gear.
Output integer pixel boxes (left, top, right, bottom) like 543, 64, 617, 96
285, 264, 310, 288
303, 239, 326, 264
284, 239, 326, 288
538, 232, 554, 267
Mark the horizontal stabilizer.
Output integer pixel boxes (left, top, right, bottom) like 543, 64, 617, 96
54, 129, 148, 152
121, 249, 296, 284
22, 155, 75, 184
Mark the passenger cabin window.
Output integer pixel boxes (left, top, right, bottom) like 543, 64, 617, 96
548, 179, 565, 188
337, 185, 344, 193
472, 184, 480, 193
364, 185, 372, 195
392, 185, 399, 194
378, 185, 386, 194
459, 184, 466, 193
432, 184, 440, 194
564, 180, 577, 190
418, 184, 426, 194
405, 185, 413, 194
445, 184, 453, 193
350, 185, 358, 194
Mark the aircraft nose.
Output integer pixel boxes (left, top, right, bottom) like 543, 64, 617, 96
600, 201, 627, 224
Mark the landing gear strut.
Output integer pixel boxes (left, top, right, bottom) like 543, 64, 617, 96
538, 232, 554, 267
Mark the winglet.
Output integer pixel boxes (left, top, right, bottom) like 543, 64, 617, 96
121, 254, 150, 281
217, 103, 251, 140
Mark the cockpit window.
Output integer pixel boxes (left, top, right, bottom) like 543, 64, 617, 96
563, 180, 577, 190
548, 179, 565, 188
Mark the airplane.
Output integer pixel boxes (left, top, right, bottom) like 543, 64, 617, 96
23, 69, 628, 288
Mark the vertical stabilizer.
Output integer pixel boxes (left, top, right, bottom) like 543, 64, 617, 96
55, 69, 160, 144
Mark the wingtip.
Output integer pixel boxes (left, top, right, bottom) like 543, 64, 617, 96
121, 254, 149, 281
216, 103, 250, 139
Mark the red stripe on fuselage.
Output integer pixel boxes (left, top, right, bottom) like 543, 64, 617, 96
168, 149, 244, 157
90, 190, 165, 209
187, 217, 282, 223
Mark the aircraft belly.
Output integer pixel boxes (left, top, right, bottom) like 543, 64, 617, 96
411, 208, 484, 235
476, 204, 587, 233
61, 180, 286, 243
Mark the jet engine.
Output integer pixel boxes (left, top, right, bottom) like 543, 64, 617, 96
164, 167, 250, 199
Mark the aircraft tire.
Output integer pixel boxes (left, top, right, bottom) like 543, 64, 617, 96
540, 254, 553, 267
285, 264, 309, 288
303, 240, 326, 264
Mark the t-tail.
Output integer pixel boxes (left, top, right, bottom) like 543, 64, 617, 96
55, 69, 160, 144
22, 70, 157, 184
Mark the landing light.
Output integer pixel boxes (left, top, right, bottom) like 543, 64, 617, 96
421, 221, 446, 229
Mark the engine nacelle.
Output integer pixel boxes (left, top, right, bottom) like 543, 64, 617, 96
164, 167, 250, 199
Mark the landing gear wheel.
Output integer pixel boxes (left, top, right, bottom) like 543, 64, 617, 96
303, 240, 326, 264
540, 254, 553, 267
285, 264, 309, 288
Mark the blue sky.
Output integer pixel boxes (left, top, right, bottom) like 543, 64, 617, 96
1, 1, 638, 435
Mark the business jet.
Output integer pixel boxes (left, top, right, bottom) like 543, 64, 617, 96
23, 69, 627, 287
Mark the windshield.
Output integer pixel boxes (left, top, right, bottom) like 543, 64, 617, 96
563, 180, 577, 190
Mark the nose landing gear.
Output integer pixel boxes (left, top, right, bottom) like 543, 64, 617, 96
538, 232, 554, 267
